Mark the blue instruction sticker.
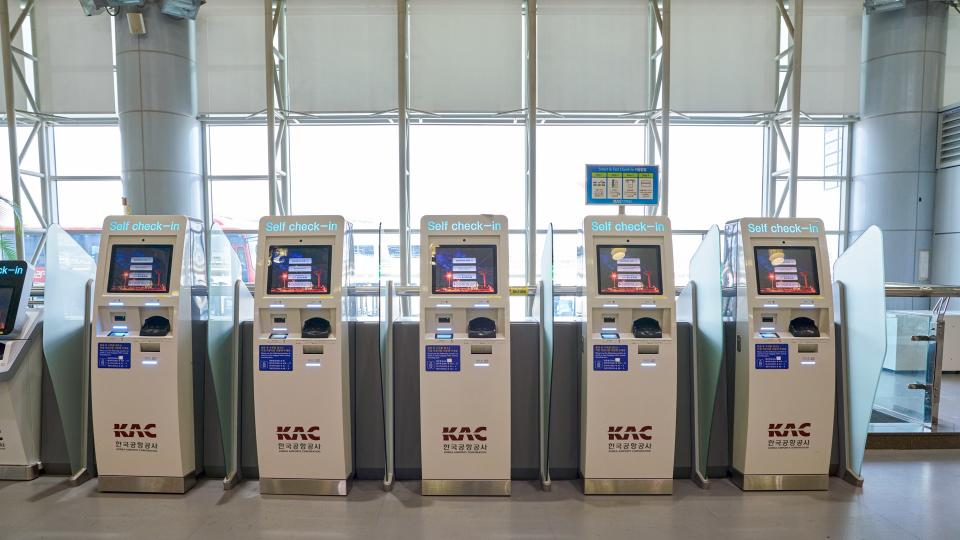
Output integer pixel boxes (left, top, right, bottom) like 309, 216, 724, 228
593, 344, 629, 371
426, 345, 460, 372
98, 342, 131, 369
755, 343, 789, 369
259, 344, 294, 371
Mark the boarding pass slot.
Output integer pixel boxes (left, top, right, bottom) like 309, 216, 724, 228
471, 345, 493, 355
139, 343, 160, 353
303, 345, 324, 355
638, 344, 659, 355
798, 343, 818, 354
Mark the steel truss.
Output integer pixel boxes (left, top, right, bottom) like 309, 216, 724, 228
0, 0, 51, 263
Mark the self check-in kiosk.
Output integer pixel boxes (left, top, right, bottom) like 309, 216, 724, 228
0, 262, 42, 480
252, 216, 352, 496
725, 218, 835, 491
91, 215, 206, 493
581, 216, 677, 494
420, 215, 510, 496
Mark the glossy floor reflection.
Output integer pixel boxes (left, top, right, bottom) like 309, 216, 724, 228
0, 450, 956, 539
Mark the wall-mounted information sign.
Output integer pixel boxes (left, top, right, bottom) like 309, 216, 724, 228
585, 164, 659, 206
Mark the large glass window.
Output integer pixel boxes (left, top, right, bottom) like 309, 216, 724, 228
289, 125, 399, 228
536, 125, 647, 230
409, 125, 525, 224
670, 125, 764, 231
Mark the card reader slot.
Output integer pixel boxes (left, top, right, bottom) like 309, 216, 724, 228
471, 345, 493, 355
139, 343, 161, 353
303, 345, 324, 355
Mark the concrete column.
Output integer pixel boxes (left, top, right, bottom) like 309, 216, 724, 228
850, 0, 946, 293
115, 3, 202, 219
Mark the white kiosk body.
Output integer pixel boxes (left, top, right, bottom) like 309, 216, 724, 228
0, 261, 42, 480
419, 215, 511, 496
581, 216, 677, 495
252, 216, 352, 496
725, 218, 835, 491
91, 215, 206, 493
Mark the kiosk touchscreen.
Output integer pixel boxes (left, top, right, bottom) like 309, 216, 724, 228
725, 218, 835, 491
91, 216, 206, 493
581, 216, 677, 494
419, 215, 510, 496
252, 216, 352, 496
0, 261, 42, 480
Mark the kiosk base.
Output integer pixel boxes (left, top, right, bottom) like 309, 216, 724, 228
0, 463, 40, 481
421, 479, 511, 496
730, 470, 829, 491
97, 473, 197, 494
582, 478, 673, 495
259, 478, 351, 496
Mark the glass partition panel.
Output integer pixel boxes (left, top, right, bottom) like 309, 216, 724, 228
378, 225, 395, 489
208, 225, 253, 486
871, 310, 933, 429
536, 224, 555, 488
42, 225, 97, 476
833, 226, 887, 479
686, 225, 723, 484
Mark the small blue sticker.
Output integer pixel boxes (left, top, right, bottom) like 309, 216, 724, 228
426, 345, 460, 372
259, 344, 294, 371
98, 342, 131, 369
593, 344, 629, 371
755, 343, 789, 369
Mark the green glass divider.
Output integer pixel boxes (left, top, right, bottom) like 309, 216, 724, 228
832, 226, 886, 484
536, 224, 555, 490
682, 226, 723, 487
208, 225, 253, 488
42, 225, 97, 481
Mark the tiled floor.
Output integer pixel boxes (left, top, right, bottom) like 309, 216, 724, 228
0, 450, 958, 539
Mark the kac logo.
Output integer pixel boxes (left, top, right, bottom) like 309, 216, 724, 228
768, 422, 811, 438
113, 423, 157, 438
276, 426, 321, 441
442, 426, 488, 442
607, 426, 653, 441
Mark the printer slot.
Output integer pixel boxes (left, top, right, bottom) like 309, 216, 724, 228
303, 345, 324, 355
638, 344, 659, 355
139, 343, 161, 353
798, 343, 818, 353
471, 345, 493, 355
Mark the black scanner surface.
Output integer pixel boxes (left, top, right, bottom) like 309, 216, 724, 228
632, 317, 663, 339
789, 316, 820, 338
468, 316, 497, 339
302, 317, 332, 339
141, 315, 171, 337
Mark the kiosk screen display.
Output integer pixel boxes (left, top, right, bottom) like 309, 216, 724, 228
107, 245, 175, 293
754, 246, 820, 295
432, 245, 497, 294
596, 245, 663, 295
267, 245, 332, 295
0, 287, 13, 334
